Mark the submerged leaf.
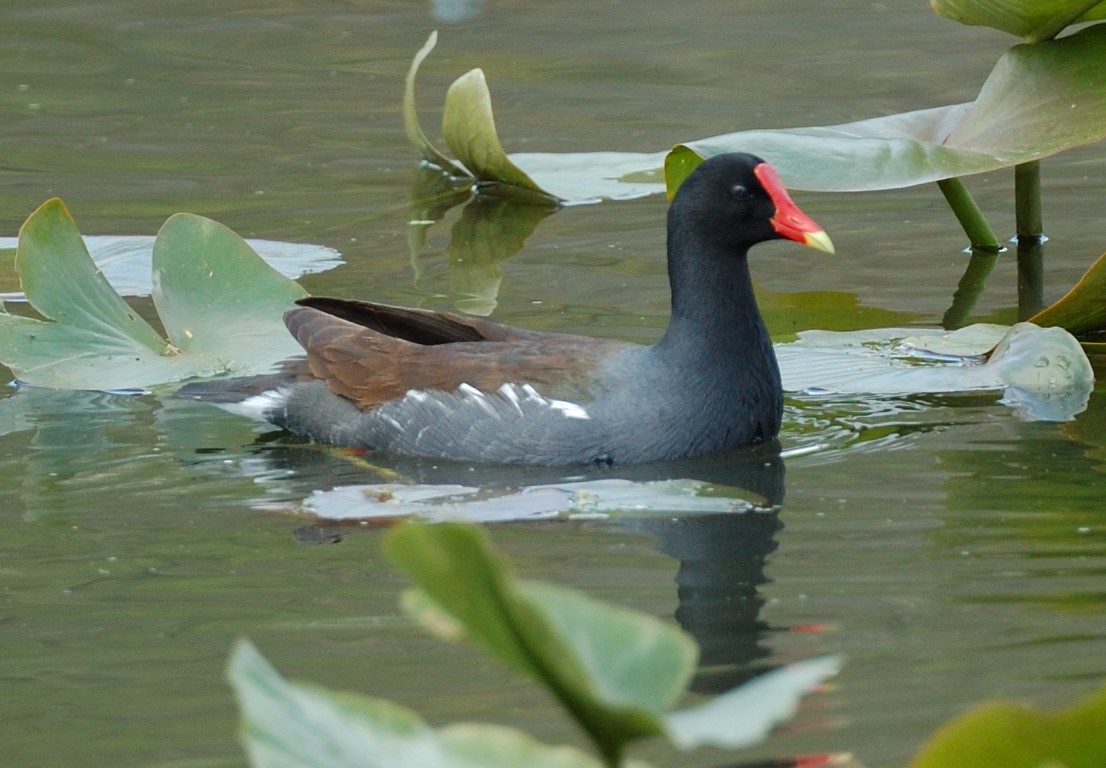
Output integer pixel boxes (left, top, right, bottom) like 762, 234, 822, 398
1029, 248, 1106, 337
909, 682, 1106, 768
227, 640, 611, 768
931, 0, 1106, 41
385, 523, 696, 755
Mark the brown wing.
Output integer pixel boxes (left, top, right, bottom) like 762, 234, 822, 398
285, 299, 630, 410
295, 296, 513, 345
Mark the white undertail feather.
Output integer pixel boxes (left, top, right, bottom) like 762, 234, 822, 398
218, 387, 292, 420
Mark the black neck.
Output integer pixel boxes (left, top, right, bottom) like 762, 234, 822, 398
645, 211, 783, 449
655, 214, 772, 365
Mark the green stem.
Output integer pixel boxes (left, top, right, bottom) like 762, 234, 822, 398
937, 177, 1001, 251
942, 246, 1001, 329
1014, 161, 1044, 244
1017, 238, 1045, 320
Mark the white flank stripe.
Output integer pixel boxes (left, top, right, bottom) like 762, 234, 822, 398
547, 397, 591, 420
498, 383, 525, 414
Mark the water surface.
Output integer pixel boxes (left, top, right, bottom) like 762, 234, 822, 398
2, 3, 1106, 767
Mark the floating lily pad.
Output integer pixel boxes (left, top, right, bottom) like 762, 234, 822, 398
0, 235, 340, 301
777, 322, 1094, 422
663, 656, 842, 751
303, 478, 760, 522
0, 199, 307, 391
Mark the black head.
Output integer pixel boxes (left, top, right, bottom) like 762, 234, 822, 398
669, 152, 833, 254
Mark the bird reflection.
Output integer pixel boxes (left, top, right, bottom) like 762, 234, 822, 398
613, 445, 784, 693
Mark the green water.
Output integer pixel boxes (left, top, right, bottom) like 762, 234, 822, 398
2, 3, 1106, 767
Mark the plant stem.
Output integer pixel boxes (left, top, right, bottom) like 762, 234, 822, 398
937, 177, 1001, 251
1017, 239, 1045, 319
1014, 161, 1044, 245
943, 246, 1001, 329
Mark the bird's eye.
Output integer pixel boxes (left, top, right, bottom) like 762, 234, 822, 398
730, 183, 751, 200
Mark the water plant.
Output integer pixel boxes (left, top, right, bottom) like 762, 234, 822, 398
0, 199, 306, 391
228, 522, 843, 768
404, 2, 1106, 253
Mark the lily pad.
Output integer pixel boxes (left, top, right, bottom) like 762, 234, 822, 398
403, 32, 668, 202
674, 24, 1106, 193
442, 69, 551, 199
0, 235, 341, 301
303, 479, 759, 522
909, 682, 1106, 768
776, 322, 1094, 422
931, 0, 1106, 41
227, 639, 616, 768
0, 199, 307, 391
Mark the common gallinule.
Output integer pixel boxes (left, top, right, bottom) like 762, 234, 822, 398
179, 153, 833, 465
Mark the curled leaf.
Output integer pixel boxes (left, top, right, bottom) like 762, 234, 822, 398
441, 69, 550, 198
1030, 249, 1106, 338
404, 31, 471, 177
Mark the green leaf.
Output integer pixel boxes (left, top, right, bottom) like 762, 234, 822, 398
404, 31, 472, 178
1029, 250, 1106, 338
663, 656, 842, 750
909, 683, 1106, 768
385, 523, 697, 760
441, 69, 556, 201
0, 233, 340, 299
673, 25, 1106, 193
227, 639, 615, 768
405, 26, 1106, 201
931, 0, 1106, 41
662, 146, 703, 198
151, 213, 307, 355
14, 199, 167, 351
0, 200, 307, 390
